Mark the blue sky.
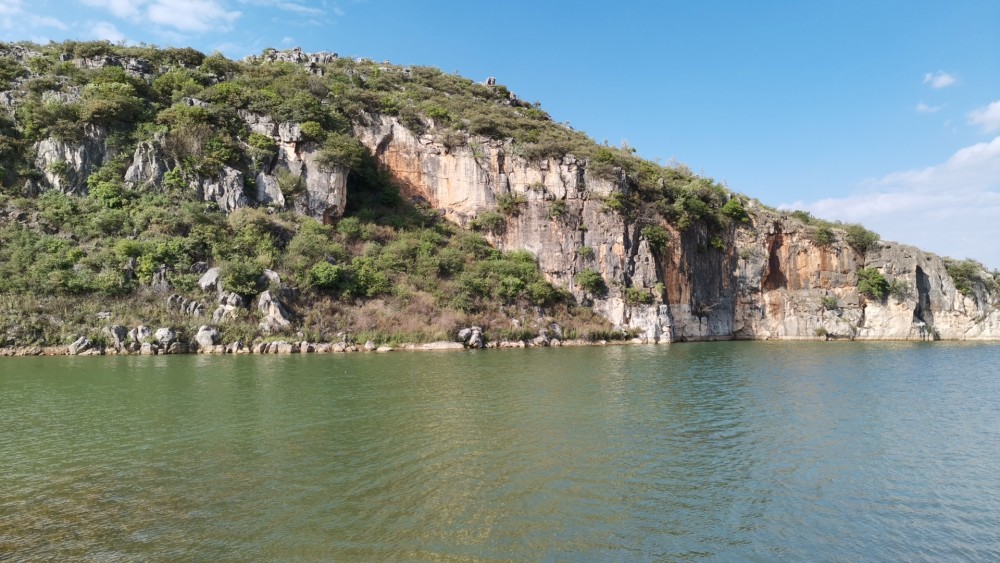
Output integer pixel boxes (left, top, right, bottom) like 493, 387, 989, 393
4, 1, 1000, 267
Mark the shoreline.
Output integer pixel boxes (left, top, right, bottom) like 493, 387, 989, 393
3, 335, 995, 358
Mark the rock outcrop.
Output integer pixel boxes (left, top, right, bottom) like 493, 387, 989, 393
356, 115, 1000, 342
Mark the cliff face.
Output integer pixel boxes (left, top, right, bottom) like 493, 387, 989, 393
355, 115, 1000, 342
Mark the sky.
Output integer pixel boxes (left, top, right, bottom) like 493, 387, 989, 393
3, 0, 999, 267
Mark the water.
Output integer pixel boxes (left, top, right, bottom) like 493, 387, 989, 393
2, 342, 999, 561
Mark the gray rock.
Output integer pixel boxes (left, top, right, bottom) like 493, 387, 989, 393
363, 340, 376, 352
131, 325, 152, 344
195, 326, 221, 348
34, 125, 109, 194
153, 328, 176, 347
192, 166, 248, 213
103, 325, 128, 350
150, 264, 172, 293
124, 137, 170, 189
257, 290, 293, 334
139, 342, 158, 355
68, 336, 91, 355
198, 267, 223, 292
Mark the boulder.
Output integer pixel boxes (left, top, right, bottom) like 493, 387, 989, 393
139, 342, 158, 355
195, 325, 221, 348
130, 325, 152, 344
154, 327, 176, 347
198, 267, 222, 292
257, 290, 293, 334
103, 325, 128, 350
67, 336, 91, 355
150, 264, 172, 293
363, 340, 376, 352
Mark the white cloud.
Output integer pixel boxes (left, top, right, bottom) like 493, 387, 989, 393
923, 70, 956, 89
0, 0, 65, 29
146, 0, 240, 32
280, 35, 294, 44
783, 137, 1000, 268
80, 0, 142, 20
968, 100, 1000, 133
0, 0, 24, 16
915, 102, 943, 114
239, 0, 322, 15
89, 20, 126, 42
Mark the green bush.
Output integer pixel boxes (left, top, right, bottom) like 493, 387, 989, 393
856, 267, 889, 300
641, 225, 670, 251
575, 269, 607, 296
496, 193, 527, 216
623, 286, 654, 305
845, 224, 880, 254
720, 197, 749, 222
223, 259, 264, 296
309, 261, 346, 290
548, 200, 567, 218
820, 295, 839, 310
814, 225, 834, 246
469, 211, 506, 235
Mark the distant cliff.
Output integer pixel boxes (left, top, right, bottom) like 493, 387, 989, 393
0, 42, 997, 352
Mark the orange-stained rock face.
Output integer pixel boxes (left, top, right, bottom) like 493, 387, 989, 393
355, 115, 1000, 342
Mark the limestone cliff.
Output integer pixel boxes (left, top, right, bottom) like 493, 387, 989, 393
354, 114, 1000, 342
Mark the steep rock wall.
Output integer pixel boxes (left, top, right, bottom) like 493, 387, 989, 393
356, 115, 1000, 341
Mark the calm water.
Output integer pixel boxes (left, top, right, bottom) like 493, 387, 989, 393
2, 342, 999, 561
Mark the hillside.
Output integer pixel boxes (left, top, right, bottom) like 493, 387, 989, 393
0, 41, 998, 354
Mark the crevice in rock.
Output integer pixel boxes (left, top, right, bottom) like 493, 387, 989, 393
914, 265, 933, 325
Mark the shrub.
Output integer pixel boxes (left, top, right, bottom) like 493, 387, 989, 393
309, 262, 346, 290
223, 259, 264, 296
623, 286, 654, 305
469, 211, 506, 235
548, 199, 567, 218
575, 269, 607, 296
298, 120, 326, 142
845, 224, 880, 254
888, 279, 911, 301
814, 225, 834, 246
641, 225, 670, 251
496, 193, 526, 216
820, 295, 839, 310
856, 267, 889, 300
710, 236, 725, 251
944, 259, 996, 298
317, 133, 367, 170
720, 197, 749, 222
578, 246, 594, 260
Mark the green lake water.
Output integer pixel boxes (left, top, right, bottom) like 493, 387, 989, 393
2, 342, 999, 560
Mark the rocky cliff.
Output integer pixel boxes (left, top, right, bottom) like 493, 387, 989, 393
1, 43, 998, 346
355, 114, 1000, 342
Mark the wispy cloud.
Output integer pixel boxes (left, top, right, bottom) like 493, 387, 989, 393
239, 0, 323, 16
0, 0, 66, 30
147, 0, 241, 33
80, 0, 141, 20
89, 20, 126, 42
783, 137, 1000, 268
77, 0, 241, 34
915, 102, 943, 114
923, 70, 956, 89
968, 100, 1000, 133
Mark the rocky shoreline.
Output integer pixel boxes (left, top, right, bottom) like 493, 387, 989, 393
0, 323, 642, 357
